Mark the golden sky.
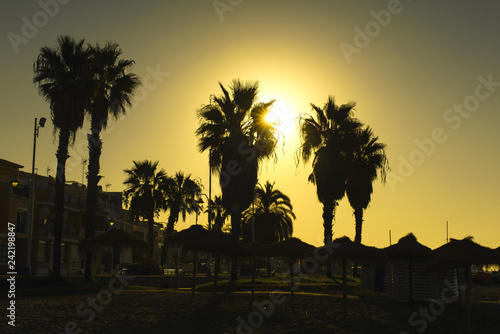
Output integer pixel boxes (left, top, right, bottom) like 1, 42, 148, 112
2, 0, 500, 249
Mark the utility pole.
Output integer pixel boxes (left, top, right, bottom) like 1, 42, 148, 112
446, 221, 449, 243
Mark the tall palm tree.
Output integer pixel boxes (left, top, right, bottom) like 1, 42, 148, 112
298, 96, 362, 276
160, 172, 203, 265
346, 126, 389, 245
242, 181, 295, 244
33, 35, 91, 278
196, 79, 279, 279
123, 160, 167, 260
84, 42, 140, 278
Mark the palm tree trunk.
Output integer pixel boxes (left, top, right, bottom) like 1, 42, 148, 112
230, 210, 241, 280
353, 208, 364, 277
161, 213, 177, 266
84, 117, 102, 279
53, 129, 70, 278
322, 200, 335, 278
147, 215, 155, 260
353, 208, 363, 244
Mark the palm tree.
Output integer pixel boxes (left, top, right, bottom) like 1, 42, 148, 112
208, 195, 229, 232
33, 35, 91, 278
242, 181, 295, 244
160, 172, 203, 265
346, 126, 388, 245
84, 42, 140, 278
123, 160, 167, 260
196, 79, 279, 279
298, 96, 362, 276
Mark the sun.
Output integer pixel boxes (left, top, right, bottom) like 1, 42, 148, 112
265, 100, 294, 137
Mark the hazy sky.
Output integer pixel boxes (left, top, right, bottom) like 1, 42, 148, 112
2, 0, 499, 249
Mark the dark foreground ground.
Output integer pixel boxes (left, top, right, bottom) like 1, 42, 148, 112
2, 277, 500, 334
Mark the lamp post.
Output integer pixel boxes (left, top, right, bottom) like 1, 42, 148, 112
26, 117, 46, 276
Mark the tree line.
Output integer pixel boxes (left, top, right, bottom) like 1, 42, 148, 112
34, 35, 387, 279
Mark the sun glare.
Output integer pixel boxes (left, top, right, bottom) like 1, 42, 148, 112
265, 100, 294, 137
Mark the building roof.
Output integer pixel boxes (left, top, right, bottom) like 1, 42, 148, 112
0, 159, 24, 175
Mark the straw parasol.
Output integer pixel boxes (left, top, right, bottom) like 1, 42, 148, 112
259, 237, 316, 303
259, 237, 316, 259
330, 236, 382, 317
79, 228, 149, 251
79, 228, 149, 271
385, 233, 432, 260
424, 236, 500, 333
185, 231, 251, 301
164, 225, 210, 301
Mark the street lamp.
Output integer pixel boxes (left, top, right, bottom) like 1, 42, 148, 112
26, 117, 46, 276
197, 193, 212, 230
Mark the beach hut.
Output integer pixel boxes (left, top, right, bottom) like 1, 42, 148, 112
424, 236, 500, 333
383, 233, 446, 303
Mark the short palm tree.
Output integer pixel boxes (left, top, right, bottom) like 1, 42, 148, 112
196, 79, 279, 279
298, 96, 362, 258
123, 160, 167, 260
346, 126, 389, 245
33, 35, 91, 278
84, 42, 140, 278
242, 181, 295, 244
160, 172, 203, 265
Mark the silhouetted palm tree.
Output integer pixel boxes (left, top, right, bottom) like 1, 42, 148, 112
346, 126, 388, 245
33, 35, 91, 278
196, 79, 279, 279
84, 42, 140, 278
208, 195, 229, 232
298, 96, 362, 276
160, 172, 203, 264
123, 160, 167, 259
242, 181, 295, 244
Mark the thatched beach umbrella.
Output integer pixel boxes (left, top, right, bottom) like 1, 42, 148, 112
259, 238, 316, 303
424, 236, 500, 333
165, 225, 210, 300
330, 236, 382, 317
185, 231, 251, 301
244, 241, 265, 297
384, 233, 433, 307
79, 228, 149, 272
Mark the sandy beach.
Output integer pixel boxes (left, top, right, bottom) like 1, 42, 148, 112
3, 282, 500, 334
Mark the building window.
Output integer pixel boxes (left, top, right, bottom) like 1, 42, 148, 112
16, 208, 28, 234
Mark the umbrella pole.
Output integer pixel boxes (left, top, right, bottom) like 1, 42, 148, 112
409, 256, 413, 312
192, 250, 197, 302
213, 252, 220, 302
464, 265, 472, 333
342, 257, 347, 318
175, 250, 180, 289
456, 267, 462, 312
289, 257, 294, 306
251, 253, 256, 297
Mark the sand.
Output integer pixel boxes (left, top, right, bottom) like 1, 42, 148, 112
2, 284, 500, 333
